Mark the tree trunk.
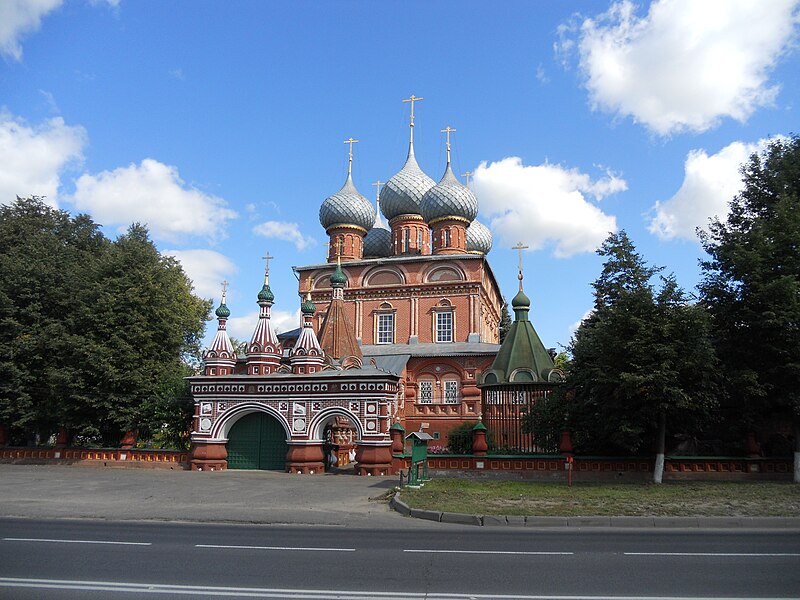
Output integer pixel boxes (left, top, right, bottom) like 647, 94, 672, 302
653, 412, 666, 484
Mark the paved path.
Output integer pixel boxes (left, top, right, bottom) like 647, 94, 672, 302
0, 464, 420, 528
2, 464, 798, 530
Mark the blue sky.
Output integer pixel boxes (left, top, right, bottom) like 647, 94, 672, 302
1, 0, 798, 351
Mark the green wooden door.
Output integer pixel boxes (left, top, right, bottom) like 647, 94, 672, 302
227, 412, 287, 470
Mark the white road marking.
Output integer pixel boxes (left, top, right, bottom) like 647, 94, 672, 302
2, 537, 151, 546
196, 544, 355, 552
404, 549, 573, 555
0, 577, 796, 599
624, 552, 800, 557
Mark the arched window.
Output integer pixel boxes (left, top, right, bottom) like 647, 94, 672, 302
374, 302, 395, 344
433, 299, 454, 343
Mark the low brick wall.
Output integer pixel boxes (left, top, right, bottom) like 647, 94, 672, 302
0, 446, 188, 469
393, 454, 794, 482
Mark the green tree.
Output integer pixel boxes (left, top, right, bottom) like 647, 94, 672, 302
699, 136, 800, 477
498, 298, 512, 343
545, 232, 718, 482
0, 198, 209, 448
0, 197, 108, 443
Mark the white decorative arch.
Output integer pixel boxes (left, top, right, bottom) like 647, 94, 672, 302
307, 406, 364, 441
211, 401, 291, 441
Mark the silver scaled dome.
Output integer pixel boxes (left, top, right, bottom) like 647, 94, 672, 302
363, 227, 391, 258
466, 219, 493, 254
363, 202, 391, 258
319, 174, 375, 232
379, 147, 435, 221
420, 163, 479, 223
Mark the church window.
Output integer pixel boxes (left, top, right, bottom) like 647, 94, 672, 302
403, 228, 410, 253
253, 366, 260, 375
417, 229, 423, 251
377, 313, 394, 344
436, 311, 453, 343
418, 380, 433, 404
443, 380, 460, 404
443, 229, 451, 246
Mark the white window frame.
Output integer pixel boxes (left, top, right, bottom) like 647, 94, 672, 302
443, 380, 460, 404
436, 310, 453, 343
418, 380, 433, 404
376, 313, 394, 344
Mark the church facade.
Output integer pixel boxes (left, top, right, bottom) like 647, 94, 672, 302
188, 98, 537, 473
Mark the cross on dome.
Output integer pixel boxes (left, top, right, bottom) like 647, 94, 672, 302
441, 126, 456, 165
402, 94, 423, 143
261, 252, 273, 283
344, 137, 359, 176
512, 241, 529, 290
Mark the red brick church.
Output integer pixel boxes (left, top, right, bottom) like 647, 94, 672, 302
188, 97, 550, 473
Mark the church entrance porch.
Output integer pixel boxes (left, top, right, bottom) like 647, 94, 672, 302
227, 412, 287, 470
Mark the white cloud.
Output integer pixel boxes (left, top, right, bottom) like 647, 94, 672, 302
648, 137, 777, 240
569, 309, 594, 337
72, 158, 237, 242
473, 157, 622, 258
558, 0, 800, 135
227, 308, 301, 341
163, 249, 237, 300
0, 0, 62, 60
0, 111, 86, 206
253, 220, 316, 251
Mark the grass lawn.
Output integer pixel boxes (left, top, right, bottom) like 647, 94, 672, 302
399, 478, 800, 517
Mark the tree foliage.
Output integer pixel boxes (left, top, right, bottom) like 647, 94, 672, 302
527, 231, 718, 455
0, 197, 210, 447
699, 136, 800, 434
498, 298, 512, 343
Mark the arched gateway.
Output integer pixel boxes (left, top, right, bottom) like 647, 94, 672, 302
189, 374, 400, 475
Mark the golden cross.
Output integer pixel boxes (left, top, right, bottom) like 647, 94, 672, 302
402, 94, 423, 127
261, 252, 273, 282
344, 137, 359, 175
441, 126, 456, 164
372, 180, 383, 200
512, 242, 529, 290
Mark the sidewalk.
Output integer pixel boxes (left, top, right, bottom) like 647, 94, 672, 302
1, 464, 797, 529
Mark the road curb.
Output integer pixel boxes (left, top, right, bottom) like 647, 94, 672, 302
391, 491, 800, 528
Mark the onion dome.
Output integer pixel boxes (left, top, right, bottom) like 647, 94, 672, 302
257, 282, 274, 303
511, 288, 530, 311
330, 262, 347, 287
363, 227, 391, 258
301, 293, 316, 316
363, 196, 391, 258
319, 174, 375, 232
215, 302, 231, 319
380, 149, 436, 220
466, 219, 493, 254
420, 162, 478, 223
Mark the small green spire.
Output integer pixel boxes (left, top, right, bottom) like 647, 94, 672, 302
330, 262, 347, 287
258, 284, 274, 303
301, 291, 316, 316
215, 303, 231, 319
472, 421, 487, 431
216, 281, 231, 318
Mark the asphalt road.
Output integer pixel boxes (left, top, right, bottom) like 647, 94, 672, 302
1, 518, 799, 599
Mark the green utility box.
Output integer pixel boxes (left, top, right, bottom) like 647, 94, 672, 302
405, 430, 433, 486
